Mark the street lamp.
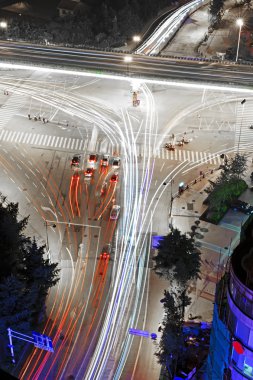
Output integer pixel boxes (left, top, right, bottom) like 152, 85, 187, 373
44, 221, 56, 259
124, 56, 132, 76
0, 21, 7, 39
133, 35, 141, 43
237, 99, 246, 152
0, 21, 7, 29
235, 18, 243, 63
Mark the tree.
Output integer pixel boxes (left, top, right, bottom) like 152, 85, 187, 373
19, 238, 60, 319
209, 0, 224, 25
0, 276, 34, 365
0, 194, 29, 281
153, 228, 201, 287
155, 290, 191, 379
228, 153, 247, 180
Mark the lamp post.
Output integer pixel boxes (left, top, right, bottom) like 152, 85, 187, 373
44, 221, 56, 260
133, 35, 141, 43
237, 99, 246, 153
235, 18, 243, 63
124, 56, 132, 76
0, 21, 7, 39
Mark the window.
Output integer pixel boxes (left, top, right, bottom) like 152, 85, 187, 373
236, 320, 250, 345
244, 358, 253, 378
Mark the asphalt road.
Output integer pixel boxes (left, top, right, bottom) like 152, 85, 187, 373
0, 41, 253, 88
0, 69, 251, 380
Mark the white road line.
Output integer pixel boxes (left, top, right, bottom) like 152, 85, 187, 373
18, 132, 24, 143
2, 130, 8, 140
71, 139, 75, 150
50, 136, 56, 146
62, 137, 67, 148
54, 136, 60, 147
6, 131, 12, 141
75, 139, 79, 150
58, 136, 63, 147
26, 134, 32, 144
33, 182, 37, 188
30, 134, 36, 144
34, 135, 40, 145
10, 177, 15, 183
25, 173, 29, 179
66, 138, 71, 149
78, 139, 83, 150
10, 131, 16, 142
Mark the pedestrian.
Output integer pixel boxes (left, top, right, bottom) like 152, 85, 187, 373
28, 114, 31, 120
38, 116, 41, 121
42, 117, 45, 123
158, 323, 162, 332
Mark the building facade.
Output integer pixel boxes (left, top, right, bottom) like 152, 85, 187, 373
206, 217, 253, 379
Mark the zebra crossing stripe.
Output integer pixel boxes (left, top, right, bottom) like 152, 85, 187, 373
58, 137, 63, 147
46, 136, 52, 146
66, 139, 71, 149
18, 132, 24, 142
2, 130, 8, 140
78, 139, 83, 150
5, 131, 12, 141
50, 136, 56, 147
11, 131, 16, 142
70, 139, 75, 150
63, 137, 68, 149
22, 133, 28, 144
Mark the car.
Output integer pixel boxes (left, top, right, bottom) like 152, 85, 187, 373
101, 154, 110, 167
110, 205, 120, 220
71, 155, 81, 168
100, 244, 111, 260
230, 200, 253, 215
165, 143, 175, 151
88, 154, 98, 164
176, 140, 184, 146
84, 168, 94, 178
110, 173, 119, 183
250, 125, 253, 129
112, 158, 120, 168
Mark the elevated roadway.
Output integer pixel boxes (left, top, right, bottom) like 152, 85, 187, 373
0, 41, 253, 88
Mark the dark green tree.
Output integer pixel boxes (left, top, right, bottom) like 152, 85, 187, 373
228, 153, 247, 180
19, 238, 60, 318
155, 290, 191, 379
209, 0, 224, 25
0, 276, 34, 365
0, 195, 28, 281
153, 228, 201, 287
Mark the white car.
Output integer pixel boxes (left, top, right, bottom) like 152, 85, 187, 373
101, 154, 110, 167
112, 157, 120, 168
110, 205, 120, 220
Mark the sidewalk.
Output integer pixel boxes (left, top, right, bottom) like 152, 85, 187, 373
171, 169, 251, 322
161, 0, 253, 60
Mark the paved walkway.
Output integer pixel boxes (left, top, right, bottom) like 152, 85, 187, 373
162, 0, 253, 59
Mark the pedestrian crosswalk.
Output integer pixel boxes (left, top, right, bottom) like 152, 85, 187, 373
0, 129, 88, 151
0, 128, 222, 164
0, 93, 27, 129
235, 100, 253, 152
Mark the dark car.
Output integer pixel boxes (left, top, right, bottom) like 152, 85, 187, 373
71, 155, 81, 168
230, 200, 253, 215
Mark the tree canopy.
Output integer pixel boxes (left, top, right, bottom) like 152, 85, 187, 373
0, 194, 60, 365
153, 228, 201, 287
